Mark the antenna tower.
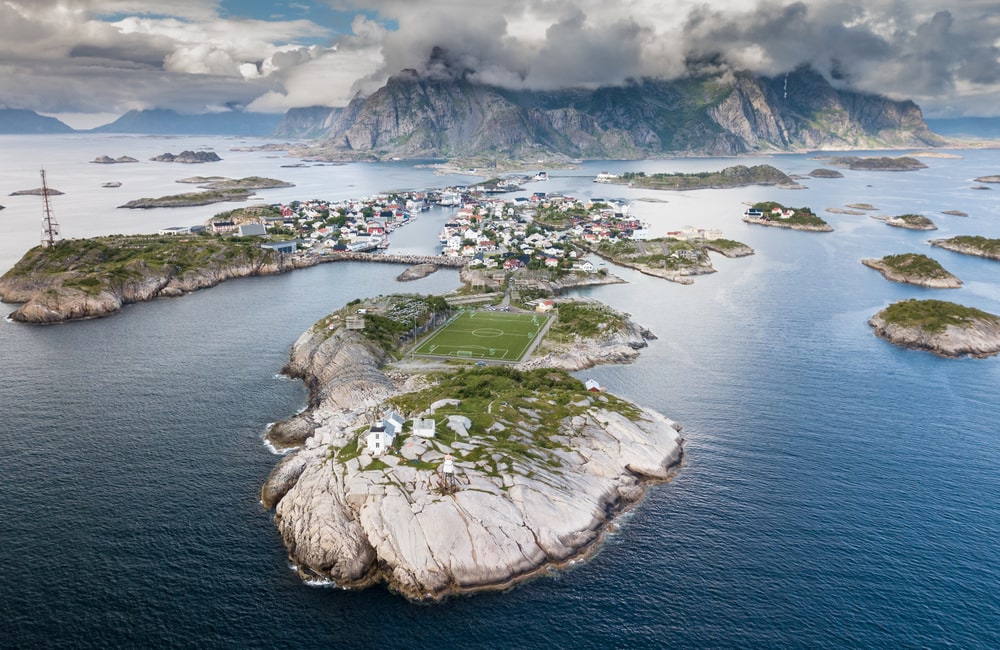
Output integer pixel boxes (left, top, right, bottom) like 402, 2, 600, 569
40, 168, 61, 247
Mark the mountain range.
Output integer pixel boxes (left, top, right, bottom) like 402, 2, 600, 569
0, 66, 954, 158
0, 109, 75, 134
282, 66, 944, 159
90, 109, 283, 136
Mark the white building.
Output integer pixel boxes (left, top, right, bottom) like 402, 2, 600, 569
412, 418, 436, 438
365, 411, 406, 455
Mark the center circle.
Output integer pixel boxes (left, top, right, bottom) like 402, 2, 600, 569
472, 328, 504, 338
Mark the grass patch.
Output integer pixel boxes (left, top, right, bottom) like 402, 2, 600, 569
546, 301, 626, 342
937, 235, 1000, 257
879, 253, 952, 279
385, 367, 643, 475
412, 309, 548, 362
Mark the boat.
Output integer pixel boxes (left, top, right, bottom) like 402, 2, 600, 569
101, 181, 122, 188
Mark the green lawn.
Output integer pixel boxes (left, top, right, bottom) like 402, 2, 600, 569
412, 309, 549, 362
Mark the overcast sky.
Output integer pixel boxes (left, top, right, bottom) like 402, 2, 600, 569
2, 0, 998, 127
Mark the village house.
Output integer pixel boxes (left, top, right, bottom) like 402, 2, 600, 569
412, 418, 436, 438
365, 411, 405, 456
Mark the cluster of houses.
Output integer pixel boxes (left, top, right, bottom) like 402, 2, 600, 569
744, 207, 795, 220
364, 410, 438, 456
433, 191, 648, 272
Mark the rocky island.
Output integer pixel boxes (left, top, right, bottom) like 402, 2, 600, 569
973, 175, 1000, 183
826, 156, 928, 171
91, 155, 139, 164
742, 202, 833, 232
599, 164, 803, 191
808, 168, 844, 178
869, 299, 1000, 358
10, 187, 64, 196
872, 213, 937, 230
584, 237, 751, 284
861, 253, 961, 288
930, 235, 1000, 261
118, 176, 293, 209
150, 150, 221, 163
261, 295, 683, 601
0, 235, 309, 323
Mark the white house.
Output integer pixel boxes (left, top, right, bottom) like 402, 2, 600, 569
365, 423, 393, 455
412, 418, 436, 438
384, 411, 405, 437
365, 411, 406, 455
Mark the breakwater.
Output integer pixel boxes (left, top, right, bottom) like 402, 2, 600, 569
312, 252, 466, 268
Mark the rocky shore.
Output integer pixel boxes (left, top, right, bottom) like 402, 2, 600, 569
262, 305, 683, 601
869, 299, 1000, 358
703, 241, 755, 258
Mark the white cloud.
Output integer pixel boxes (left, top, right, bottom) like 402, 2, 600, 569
0, 0, 999, 117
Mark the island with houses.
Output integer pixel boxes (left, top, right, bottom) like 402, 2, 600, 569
261, 294, 683, 601
1, 183, 751, 323
741, 202, 833, 232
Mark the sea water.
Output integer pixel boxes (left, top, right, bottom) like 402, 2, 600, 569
1, 136, 998, 648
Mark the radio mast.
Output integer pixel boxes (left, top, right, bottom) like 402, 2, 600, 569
40, 169, 61, 247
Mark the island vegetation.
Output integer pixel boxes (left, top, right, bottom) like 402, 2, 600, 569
861, 253, 961, 288
930, 235, 1000, 261
601, 164, 798, 190
742, 201, 832, 231
869, 299, 1000, 358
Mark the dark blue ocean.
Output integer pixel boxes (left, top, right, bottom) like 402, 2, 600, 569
1, 137, 999, 648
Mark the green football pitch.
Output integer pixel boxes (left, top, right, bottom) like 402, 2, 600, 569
412, 310, 550, 362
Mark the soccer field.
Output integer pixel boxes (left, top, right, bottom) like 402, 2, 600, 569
412, 310, 550, 362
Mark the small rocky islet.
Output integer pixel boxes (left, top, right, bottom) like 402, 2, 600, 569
861, 253, 961, 288
871, 213, 937, 230
117, 176, 294, 209
869, 299, 1000, 358
150, 150, 221, 163
930, 235, 1000, 261
91, 155, 139, 164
